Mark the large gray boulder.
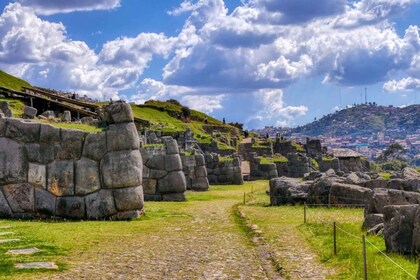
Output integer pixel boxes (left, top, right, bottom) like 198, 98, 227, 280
56, 129, 84, 160
34, 188, 56, 216
75, 157, 100, 195
6, 119, 40, 143
101, 150, 142, 188
307, 176, 345, 204
85, 190, 117, 219
192, 177, 210, 191
40, 124, 60, 144
106, 123, 139, 152
363, 213, 384, 230
157, 171, 186, 195
23, 106, 37, 119
166, 139, 179, 155
28, 163, 46, 189
383, 204, 418, 254
61, 110, 71, 122
56, 196, 85, 219
106, 102, 133, 123
165, 154, 182, 171
82, 132, 107, 161
270, 177, 310, 205
0, 138, 27, 185
365, 188, 420, 215
113, 186, 144, 211
0, 190, 13, 217
25, 143, 55, 164
2, 183, 34, 213
329, 183, 371, 205
47, 160, 74, 196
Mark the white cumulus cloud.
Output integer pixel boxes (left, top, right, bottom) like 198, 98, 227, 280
16, 0, 121, 15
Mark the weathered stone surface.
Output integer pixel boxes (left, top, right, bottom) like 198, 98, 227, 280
106, 123, 139, 152
6, 119, 40, 143
166, 139, 179, 155
113, 186, 144, 211
362, 213, 384, 230
101, 150, 142, 189
111, 210, 141, 220
34, 188, 56, 216
61, 110, 71, 122
157, 171, 186, 194
412, 207, 420, 254
304, 171, 322, 181
75, 157, 100, 195
28, 163, 46, 189
143, 179, 157, 195
7, 248, 41, 255
165, 154, 182, 171
106, 102, 133, 123
270, 177, 310, 205
40, 110, 55, 119
0, 190, 13, 217
47, 160, 74, 196
23, 106, 37, 119
0, 138, 27, 185
56, 196, 85, 219
85, 189, 117, 219
383, 204, 418, 254
162, 193, 186, 202
0, 118, 6, 136
195, 166, 207, 177
195, 154, 205, 166
39, 124, 60, 144
329, 183, 371, 205
149, 169, 167, 179
82, 132, 106, 161
2, 183, 34, 213
365, 188, 420, 215
233, 173, 244, 185
191, 177, 209, 191
145, 155, 165, 170
56, 129, 84, 160
364, 179, 388, 189
25, 143, 55, 164
15, 262, 58, 269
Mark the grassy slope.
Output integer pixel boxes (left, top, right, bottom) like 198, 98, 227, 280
0, 70, 31, 91
130, 102, 240, 149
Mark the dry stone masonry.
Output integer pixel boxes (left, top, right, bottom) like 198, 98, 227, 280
205, 153, 244, 185
0, 101, 144, 220
181, 154, 210, 191
141, 139, 187, 201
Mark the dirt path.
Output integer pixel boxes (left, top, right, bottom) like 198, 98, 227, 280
40, 197, 281, 279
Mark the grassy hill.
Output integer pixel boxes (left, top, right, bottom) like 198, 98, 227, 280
0, 70, 31, 91
131, 100, 242, 150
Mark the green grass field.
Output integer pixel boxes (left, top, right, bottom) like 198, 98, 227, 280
0, 182, 417, 279
0, 70, 31, 91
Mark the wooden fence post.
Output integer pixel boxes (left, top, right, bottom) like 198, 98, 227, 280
362, 235, 368, 280
304, 203, 307, 224
333, 222, 337, 256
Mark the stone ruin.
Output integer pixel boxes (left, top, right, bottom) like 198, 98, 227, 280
205, 153, 244, 185
181, 153, 210, 191
249, 152, 278, 180
141, 139, 187, 201
0, 102, 144, 220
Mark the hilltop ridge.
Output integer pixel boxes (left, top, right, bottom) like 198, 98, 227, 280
292, 104, 420, 137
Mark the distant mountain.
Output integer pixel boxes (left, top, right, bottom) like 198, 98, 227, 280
291, 104, 420, 137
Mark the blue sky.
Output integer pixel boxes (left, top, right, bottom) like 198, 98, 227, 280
1, 0, 420, 128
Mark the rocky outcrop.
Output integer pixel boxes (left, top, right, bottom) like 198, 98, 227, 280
269, 177, 311, 205
383, 205, 419, 254
205, 153, 244, 185
141, 139, 187, 201
0, 101, 144, 220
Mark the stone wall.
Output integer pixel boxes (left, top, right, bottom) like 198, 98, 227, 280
249, 153, 278, 180
238, 141, 273, 161
0, 102, 144, 220
338, 157, 370, 172
181, 154, 210, 191
286, 153, 310, 178
205, 153, 244, 185
141, 139, 187, 201
319, 158, 340, 172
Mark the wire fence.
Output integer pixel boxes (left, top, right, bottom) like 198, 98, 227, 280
303, 202, 418, 280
